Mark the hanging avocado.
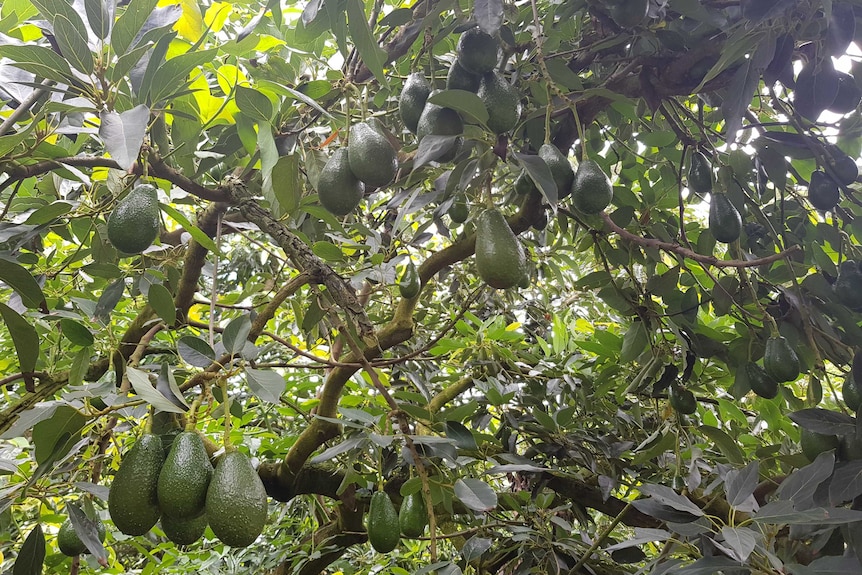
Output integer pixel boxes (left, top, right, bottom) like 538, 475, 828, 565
317, 148, 366, 216
825, 145, 858, 186
833, 260, 862, 309
827, 72, 862, 114
539, 144, 574, 200
763, 335, 799, 383
745, 361, 778, 399
688, 151, 713, 194
348, 122, 398, 188
514, 170, 537, 195
843, 374, 862, 412
367, 491, 400, 553
477, 72, 521, 134
398, 261, 421, 299
398, 491, 428, 538
447, 60, 482, 93
107, 183, 160, 254
571, 159, 613, 214
449, 193, 469, 224
399, 73, 432, 134
456, 27, 500, 75
475, 208, 527, 289
416, 91, 464, 162
708, 193, 742, 243
108, 434, 164, 536
669, 385, 697, 414
808, 170, 840, 211
800, 428, 840, 461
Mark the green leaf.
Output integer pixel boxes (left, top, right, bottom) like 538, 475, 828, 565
454, 478, 498, 512
93, 278, 125, 323
312, 241, 345, 262
222, 314, 252, 355
68, 347, 91, 387
98, 105, 149, 171
177, 335, 216, 367
127, 366, 187, 414
112, 0, 159, 55
0, 45, 73, 83
85, 0, 113, 40
53, 14, 95, 75
159, 203, 221, 255
720, 526, 756, 562
24, 201, 74, 225
147, 283, 176, 326
0, 258, 46, 310
149, 48, 218, 103
155, 362, 189, 410
698, 424, 745, 465
445, 421, 478, 450
346, 0, 387, 87
428, 90, 489, 124
620, 320, 648, 363
31, 405, 86, 465
236, 85, 274, 122
60, 319, 94, 347
0, 303, 39, 374
245, 367, 286, 403
13, 525, 45, 575
515, 152, 557, 208
259, 122, 279, 201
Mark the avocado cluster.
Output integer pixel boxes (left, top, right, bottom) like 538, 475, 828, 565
366, 489, 429, 553
108, 433, 268, 548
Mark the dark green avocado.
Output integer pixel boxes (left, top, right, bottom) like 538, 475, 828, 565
108, 434, 164, 536
205, 450, 267, 548
400, 73, 432, 134
708, 192, 742, 243
348, 122, 398, 188
157, 431, 213, 519
475, 208, 527, 289
477, 72, 521, 134
107, 183, 160, 254
318, 148, 365, 216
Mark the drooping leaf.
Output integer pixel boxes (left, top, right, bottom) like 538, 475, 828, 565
0, 303, 39, 375
0, 259, 47, 310
155, 362, 190, 410
147, 283, 176, 326
454, 478, 498, 512
31, 404, 86, 465
346, 0, 387, 87
99, 104, 149, 171
112, 0, 159, 55
236, 85, 274, 122
445, 421, 478, 450
93, 278, 125, 324
789, 409, 857, 437
84, 0, 114, 40
428, 90, 489, 124
514, 152, 557, 208
474, 0, 503, 35
777, 451, 834, 509
725, 461, 759, 511
245, 367, 286, 403
13, 525, 45, 575
127, 366, 187, 414
222, 314, 252, 355
66, 503, 107, 563
177, 336, 216, 367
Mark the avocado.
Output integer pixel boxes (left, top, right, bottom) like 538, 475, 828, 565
607, 0, 649, 28
367, 491, 400, 553
539, 144, 574, 200
107, 183, 160, 254
840, 434, 862, 461
416, 92, 464, 162
446, 60, 481, 93
398, 261, 421, 299
763, 335, 799, 383
477, 72, 521, 134
449, 194, 469, 224
571, 159, 613, 214
795, 59, 840, 121
808, 170, 840, 211
514, 170, 537, 195
688, 151, 713, 194
800, 428, 840, 461
57, 517, 106, 556
398, 491, 428, 538
161, 512, 208, 545
205, 450, 267, 548
827, 72, 861, 114
456, 27, 500, 75
825, 146, 858, 185
833, 260, 862, 309
708, 192, 742, 243
843, 374, 862, 412
475, 208, 527, 289
532, 209, 548, 231
746, 361, 778, 399
400, 73, 432, 134
108, 434, 164, 536
318, 148, 365, 216
348, 122, 397, 188
669, 385, 696, 414
157, 431, 213, 519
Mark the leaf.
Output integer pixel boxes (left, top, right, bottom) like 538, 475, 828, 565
1, 404, 62, 439
13, 525, 45, 575
752, 500, 862, 524
604, 528, 672, 551
68, 347, 91, 387
725, 461, 759, 511
31, 405, 86, 465
309, 436, 368, 463
53, 14, 95, 75
638, 484, 704, 516
93, 278, 125, 323
668, 556, 745, 575
222, 314, 252, 355
245, 368, 286, 403
312, 241, 344, 262
631, 498, 700, 523
445, 421, 478, 450
85, 0, 114, 40
484, 463, 549, 473
414, 135, 461, 169
722, 35, 776, 144
720, 526, 757, 562
793, 555, 862, 575
346, 0, 387, 87
0, 259, 47, 310
259, 122, 279, 200
461, 536, 493, 563
0, 303, 39, 374
149, 48, 218, 103
474, 0, 503, 35
155, 362, 189, 410
697, 425, 745, 465
777, 451, 834, 508
454, 478, 498, 512
514, 152, 557, 208
99, 104, 149, 171
790, 408, 857, 437
620, 320, 648, 362
0, 45, 73, 83
159, 203, 221, 254
66, 503, 107, 562
147, 283, 176, 326
112, 0, 159, 55
177, 336, 216, 367
829, 460, 862, 505
127, 366, 187, 414
236, 85, 273, 122
428, 90, 489, 124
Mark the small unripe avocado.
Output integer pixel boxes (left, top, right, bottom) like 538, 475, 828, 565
446, 60, 482, 93
688, 151, 713, 194
763, 335, 799, 383
477, 72, 521, 134
206, 450, 267, 548
107, 183, 160, 254
399, 491, 428, 538
449, 194, 469, 224
708, 193, 742, 243
399, 73, 432, 134
571, 160, 613, 214
318, 148, 365, 216
157, 431, 213, 519
475, 208, 527, 289
348, 122, 397, 188
800, 428, 840, 461
367, 491, 400, 553
398, 261, 421, 299
833, 260, 862, 309
57, 517, 106, 556
456, 28, 500, 75
539, 144, 574, 200
108, 434, 164, 536
669, 385, 696, 414
808, 170, 840, 211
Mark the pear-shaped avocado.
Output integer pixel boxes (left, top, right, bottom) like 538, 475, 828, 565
514, 170, 537, 195
539, 144, 574, 200
399, 73, 432, 134
571, 159, 613, 214
746, 361, 778, 399
107, 183, 160, 254
57, 516, 106, 556
318, 148, 365, 216
763, 335, 799, 383
708, 193, 742, 243
108, 434, 164, 536
449, 193, 469, 224
475, 208, 527, 289
808, 170, 840, 211
206, 450, 267, 548
477, 72, 521, 134
607, 0, 649, 28
416, 92, 464, 162
795, 59, 841, 121
801, 428, 840, 461
157, 431, 213, 519
825, 145, 858, 185
446, 60, 482, 93
688, 151, 713, 194
833, 260, 862, 309
348, 122, 397, 188
398, 261, 421, 299
456, 27, 500, 75
161, 512, 208, 545
532, 209, 548, 231
399, 491, 428, 538
669, 385, 696, 414
843, 374, 862, 412
827, 72, 861, 114
367, 491, 400, 553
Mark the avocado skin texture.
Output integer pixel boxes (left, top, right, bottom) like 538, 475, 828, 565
539, 144, 574, 200
157, 431, 213, 519
763, 336, 799, 383
57, 517, 106, 556
833, 260, 862, 309
416, 93, 464, 162
318, 148, 365, 216
708, 193, 742, 243
446, 60, 481, 93
206, 450, 267, 548
161, 512, 208, 545
828, 71, 862, 114
571, 160, 613, 214
669, 386, 696, 415
746, 361, 778, 399
456, 28, 500, 75
607, 0, 649, 27
107, 183, 160, 254
843, 374, 862, 412
108, 434, 164, 536
514, 171, 537, 195
475, 208, 527, 289
398, 261, 421, 299
367, 491, 400, 553
688, 152, 713, 193
348, 122, 397, 188
449, 194, 469, 223
795, 59, 840, 121
399, 491, 428, 538
400, 73, 431, 134
808, 170, 840, 210
477, 72, 521, 134
800, 428, 839, 461
826, 146, 858, 185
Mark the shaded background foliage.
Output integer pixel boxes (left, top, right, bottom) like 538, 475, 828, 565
2, 0, 862, 574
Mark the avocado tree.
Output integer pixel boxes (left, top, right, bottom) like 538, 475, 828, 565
2, 0, 862, 573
